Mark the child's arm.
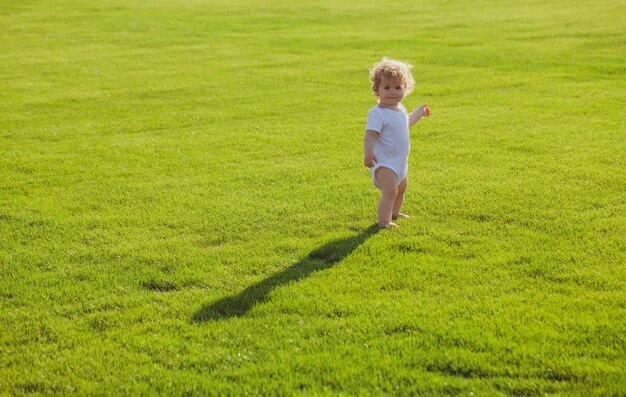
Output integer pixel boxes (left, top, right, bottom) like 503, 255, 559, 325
363, 130, 379, 168
409, 104, 430, 127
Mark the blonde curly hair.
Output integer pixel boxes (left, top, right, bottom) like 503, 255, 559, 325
369, 58, 416, 96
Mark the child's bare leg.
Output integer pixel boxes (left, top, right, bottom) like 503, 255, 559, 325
392, 176, 409, 219
375, 167, 399, 228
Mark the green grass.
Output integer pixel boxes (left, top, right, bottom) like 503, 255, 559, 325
1, 0, 625, 395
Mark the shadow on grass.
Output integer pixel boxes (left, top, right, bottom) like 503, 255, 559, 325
192, 225, 379, 322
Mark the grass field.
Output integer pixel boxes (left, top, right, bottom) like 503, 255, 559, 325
1, 0, 625, 395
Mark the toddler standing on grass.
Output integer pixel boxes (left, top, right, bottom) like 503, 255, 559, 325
364, 58, 430, 228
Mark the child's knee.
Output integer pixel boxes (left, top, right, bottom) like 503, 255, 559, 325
382, 186, 398, 199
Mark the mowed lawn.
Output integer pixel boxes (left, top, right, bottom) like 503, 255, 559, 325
1, 0, 624, 395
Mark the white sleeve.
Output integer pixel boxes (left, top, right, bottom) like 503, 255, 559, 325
365, 108, 383, 133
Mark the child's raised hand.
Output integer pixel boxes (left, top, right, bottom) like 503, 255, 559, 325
420, 104, 431, 117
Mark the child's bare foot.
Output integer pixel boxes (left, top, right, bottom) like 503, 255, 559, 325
378, 222, 398, 229
392, 213, 410, 220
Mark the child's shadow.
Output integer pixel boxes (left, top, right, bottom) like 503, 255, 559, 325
192, 225, 379, 322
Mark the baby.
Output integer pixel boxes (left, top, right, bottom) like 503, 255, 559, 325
363, 58, 430, 228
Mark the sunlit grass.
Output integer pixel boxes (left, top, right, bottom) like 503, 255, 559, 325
1, 0, 624, 394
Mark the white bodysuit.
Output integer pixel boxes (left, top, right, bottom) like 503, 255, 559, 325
365, 103, 410, 188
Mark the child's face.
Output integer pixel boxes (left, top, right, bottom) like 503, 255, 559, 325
376, 76, 405, 108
